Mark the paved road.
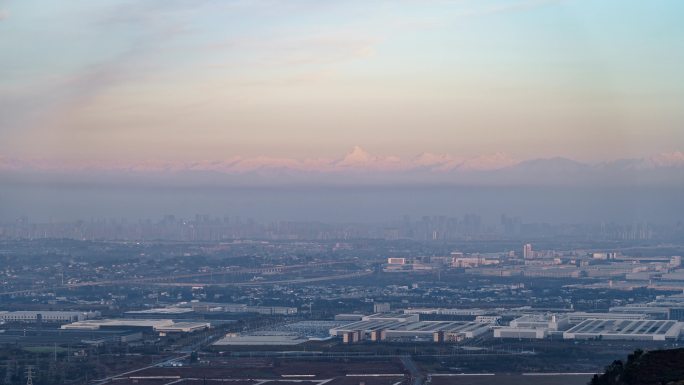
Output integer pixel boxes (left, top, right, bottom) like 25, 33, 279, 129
147, 270, 372, 287
90, 354, 188, 385
400, 356, 425, 385
0, 261, 352, 296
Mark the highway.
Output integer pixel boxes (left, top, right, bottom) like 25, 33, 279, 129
400, 355, 425, 385
90, 354, 188, 385
0, 261, 354, 296
144, 270, 373, 287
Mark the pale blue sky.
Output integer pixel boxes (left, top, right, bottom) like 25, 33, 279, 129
1, 0, 683, 163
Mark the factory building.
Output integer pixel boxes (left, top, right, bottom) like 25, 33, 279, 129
61, 319, 210, 334
567, 312, 648, 323
494, 326, 548, 339
370, 329, 386, 341
125, 307, 195, 318
214, 321, 340, 346
608, 306, 671, 319
173, 302, 297, 315
494, 314, 569, 339
403, 308, 488, 316
330, 314, 491, 343
563, 319, 682, 341
334, 313, 365, 321
670, 308, 684, 321
342, 330, 363, 344
214, 333, 308, 346
475, 316, 502, 324
0, 311, 100, 324
0, 328, 143, 347
383, 321, 490, 341
509, 314, 569, 330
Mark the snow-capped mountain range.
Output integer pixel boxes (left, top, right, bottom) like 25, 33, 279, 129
1, 146, 683, 185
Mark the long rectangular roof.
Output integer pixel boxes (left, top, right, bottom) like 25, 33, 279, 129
331, 320, 490, 335
564, 319, 681, 339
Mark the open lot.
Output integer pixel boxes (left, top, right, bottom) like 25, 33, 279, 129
428, 374, 592, 385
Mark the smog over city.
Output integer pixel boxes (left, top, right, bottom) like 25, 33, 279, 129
1, 1, 684, 385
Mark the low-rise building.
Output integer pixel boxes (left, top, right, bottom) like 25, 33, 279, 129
330, 315, 490, 343
609, 306, 670, 319
334, 313, 365, 321
403, 308, 488, 316
494, 314, 569, 339
214, 333, 308, 346
61, 319, 210, 334
567, 312, 648, 323
0, 311, 100, 324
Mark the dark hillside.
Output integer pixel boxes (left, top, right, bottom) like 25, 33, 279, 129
590, 348, 684, 385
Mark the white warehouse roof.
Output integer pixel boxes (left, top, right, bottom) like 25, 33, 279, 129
563, 319, 682, 341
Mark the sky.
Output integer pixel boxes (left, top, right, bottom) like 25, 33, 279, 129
1, 0, 684, 166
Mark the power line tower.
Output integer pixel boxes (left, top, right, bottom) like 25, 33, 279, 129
24, 366, 33, 385
3, 362, 13, 385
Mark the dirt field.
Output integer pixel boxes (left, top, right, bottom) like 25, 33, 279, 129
110, 358, 409, 385
428, 374, 592, 385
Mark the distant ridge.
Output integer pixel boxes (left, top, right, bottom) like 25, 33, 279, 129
1, 148, 684, 186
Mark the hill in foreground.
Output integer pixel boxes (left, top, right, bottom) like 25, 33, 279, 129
590, 348, 684, 385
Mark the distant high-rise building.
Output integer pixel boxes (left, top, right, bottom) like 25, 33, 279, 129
523, 243, 533, 259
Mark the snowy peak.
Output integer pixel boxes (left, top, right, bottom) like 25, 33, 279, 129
337, 145, 375, 166
335, 146, 404, 170
646, 151, 684, 168
1, 149, 683, 185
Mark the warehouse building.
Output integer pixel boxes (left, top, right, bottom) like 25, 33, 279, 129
124, 307, 195, 318
329, 313, 419, 337
334, 313, 365, 321
567, 312, 648, 323
563, 319, 682, 341
214, 321, 341, 346
384, 321, 491, 341
403, 308, 488, 316
0, 328, 142, 347
0, 311, 100, 324
493, 314, 569, 339
330, 315, 491, 342
186, 302, 298, 315
609, 306, 671, 319
214, 333, 308, 346
61, 319, 209, 334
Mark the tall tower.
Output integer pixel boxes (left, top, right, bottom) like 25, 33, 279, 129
523, 243, 533, 259
25, 366, 33, 385
3, 362, 13, 385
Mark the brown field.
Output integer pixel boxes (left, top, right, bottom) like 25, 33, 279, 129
326, 377, 407, 385
428, 374, 592, 385
273, 359, 407, 377
110, 358, 409, 385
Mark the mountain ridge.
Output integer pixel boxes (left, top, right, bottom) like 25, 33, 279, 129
2, 147, 683, 174
1, 148, 683, 186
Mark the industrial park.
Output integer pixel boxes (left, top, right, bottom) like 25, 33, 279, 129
1, 235, 684, 384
